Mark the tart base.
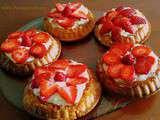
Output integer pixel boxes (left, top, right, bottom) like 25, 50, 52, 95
94, 21, 151, 47
44, 13, 95, 42
23, 69, 101, 119
97, 59, 160, 98
0, 39, 61, 76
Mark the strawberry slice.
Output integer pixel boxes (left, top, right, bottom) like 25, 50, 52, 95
8, 31, 23, 39
71, 10, 87, 19
119, 8, 136, 17
24, 29, 36, 37
54, 72, 66, 82
116, 6, 125, 12
62, 5, 72, 17
29, 44, 47, 58
99, 20, 114, 35
48, 12, 63, 18
69, 86, 77, 104
21, 34, 32, 47
130, 16, 146, 25
120, 65, 134, 81
108, 64, 124, 78
68, 2, 81, 11
135, 56, 155, 74
34, 66, 51, 77
121, 17, 135, 34
40, 79, 58, 99
66, 77, 87, 86
12, 48, 29, 63
56, 17, 75, 28
106, 11, 118, 21
67, 64, 87, 77
103, 52, 121, 65
113, 16, 122, 27
132, 45, 151, 57
122, 54, 135, 65
110, 44, 128, 57
32, 32, 50, 44
1, 39, 20, 52
111, 26, 122, 42
50, 59, 70, 70
55, 3, 66, 12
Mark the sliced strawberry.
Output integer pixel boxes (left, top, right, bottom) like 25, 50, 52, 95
99, 20, 114, 35
55, 3, 66, 12
69, 86, 77, 104
67, 64, 87, 77
54, 72, 66, 82
119, 8, 136, 17
122, 54, 135, 65
110, 44, 128, 57
12, 48, 29, 63
21, 34, 32, 47
1, 39, 20, 52
62, 5, 72, 17
116, 6, 125, 12
56, 17, 76, 28
106, 11, 118, 21
29, 44, 47, 58
120, 65, 134, 81
132, 45, 151, 57
34, 66, 51, 77
111, 26, 122, 42
66, 77, 87, 86
24, 29, 36, 37
71, 10, 87, 19
31, 78, 39, 88
96, 16, 106, 24
135, 56, 155, 74
68, 2, 81, 11
121, 17, 135, 34
32, 32, 50, 44
113, 16, 122, 27
103, 52, 121, 65
130, 16, 146, 25
8, 31, 23, 39
108, 64, 124, 78
50, 59, 70, 70
48, 12, 63, 18
40, 79, 58, 99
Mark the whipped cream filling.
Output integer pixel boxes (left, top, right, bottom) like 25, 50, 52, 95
48, 4, 89, 29
32, 60, 90, 106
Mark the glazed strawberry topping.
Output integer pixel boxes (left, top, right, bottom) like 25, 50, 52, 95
97, 6, 147, 43
31, 59, 89, 105
103, 44, 156, 84
0, 30, 51, 63
47, 2, 89, 28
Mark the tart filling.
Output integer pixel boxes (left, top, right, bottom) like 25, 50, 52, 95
0, 30, 59, 64
47, 2, 90, 29
96, 6, 149, 44
30, 59, 90, 106
101, 43, 159, 87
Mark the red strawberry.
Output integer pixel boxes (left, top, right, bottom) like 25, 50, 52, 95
106, 11, 118, 21
62, 5, 72, 17
21, 34, 32, 47
32, 32, 50, 43
135, 56, 155, 74
108, 64, 124, 78
96, 16, 106, 24
132, 45, 151, 57
120, 65, 134, 81
66, 77, 87, 86
54, 72, 66, 82
116, 6, 125, 12
29, 44, 47, 58
71, 11, 87, 19
130, 16, 146, 25
8, 31, 23, 39
122, 54, 135, 65
34, 66, 51, 77
110, 44, 128, 57
121, 17, 135, 34
24, 29, 36, 37
67, 64, 87, 77
111, 26, 122, 42
31, 78, 39, 88
50, 59, 70, 70
55, 3, 66, 12
48, 12, 63, 18
68, 2, 81, 11
119, 8, 136, 17
69, 86, 77, 104
113, 16, 122, 27
1, 39, 20, 52
103, 52, 121, 65
99, 20, 114, 35
56, 17, 75, 28
40, 79, 58, 99
12, 48, 29, 63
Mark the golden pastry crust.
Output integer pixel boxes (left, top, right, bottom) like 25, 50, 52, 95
0, 39, 61, 76
23, 69, 101, 119
97, 59, 160, 98
44, 12, 95, 42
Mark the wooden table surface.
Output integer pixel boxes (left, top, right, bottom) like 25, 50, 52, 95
0, 0, 160, 120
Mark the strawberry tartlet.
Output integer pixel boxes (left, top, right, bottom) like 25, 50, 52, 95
44, 2, 95, 41
23, 59, 101, 119
95, 6, 151, 47
97, 43, 160, 98
0, 29, 61, 76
